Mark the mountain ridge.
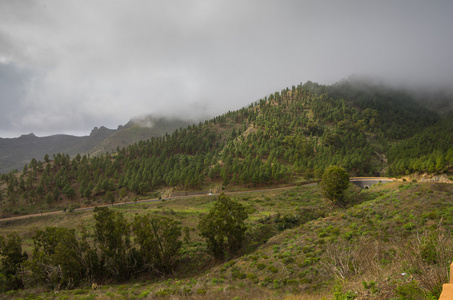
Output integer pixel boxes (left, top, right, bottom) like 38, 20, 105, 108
0, 115, 196, 174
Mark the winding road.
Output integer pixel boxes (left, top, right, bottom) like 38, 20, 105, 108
0, 177, 395, 223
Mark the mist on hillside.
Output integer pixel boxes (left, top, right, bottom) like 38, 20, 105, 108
128, 113, 208, 130
0, 1, 452, 138
331, 75, 453, 114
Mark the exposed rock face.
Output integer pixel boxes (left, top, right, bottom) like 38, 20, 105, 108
401, 173, 453, 183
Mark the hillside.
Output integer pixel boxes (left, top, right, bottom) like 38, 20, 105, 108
1, 181, 453, 299
1, 80, 453, 218
1, 79, 453, 298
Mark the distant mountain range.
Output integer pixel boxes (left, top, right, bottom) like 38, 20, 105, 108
0, 115, 195, 174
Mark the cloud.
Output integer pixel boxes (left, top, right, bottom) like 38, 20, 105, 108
0, 63, 34, 136
0, 0, 452, 137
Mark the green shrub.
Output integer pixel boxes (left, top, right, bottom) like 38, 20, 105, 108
302, 245, 314, 253
282, 257, 295, 265
395, 280, 424, 299
260, 277, 272, 287
211, 277, 224, 285
139, 290, 150, 298
231, 267, 246, 279
223, 260, 236, 268
403, 222, 415, 231
332, 282, 356, 300
362, 280, 378, 294
155, 289, 173, 296
267, 265, 278, 273
318, 230, 328, 238
342, 231, 354, 240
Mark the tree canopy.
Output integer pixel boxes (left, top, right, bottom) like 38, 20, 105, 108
198, 193, 248, 260
320, 165, 350, 207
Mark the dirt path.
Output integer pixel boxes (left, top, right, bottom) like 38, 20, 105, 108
0, 178, 395, 223
0, 185, 303, 222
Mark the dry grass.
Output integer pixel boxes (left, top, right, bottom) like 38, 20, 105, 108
398, 222, 453, 298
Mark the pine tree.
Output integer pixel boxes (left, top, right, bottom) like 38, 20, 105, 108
320, 166, 350, 207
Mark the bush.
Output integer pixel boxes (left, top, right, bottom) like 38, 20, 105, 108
403, 222, 415, 231
231, 266, 246, 279
332, 281, 357, 300
139, 290, 150, 298
211, 277, 224, 285
282, 257, 295, 265
267, 265, 278, 273
395, 280, 424, 300
362, 280, 378, 294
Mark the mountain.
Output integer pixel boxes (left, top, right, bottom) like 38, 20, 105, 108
89, 115, 197, 156
0, 127, 115, 174
0, 115, 195, 174
1, 79, 452, 215
1, 79, 453, 298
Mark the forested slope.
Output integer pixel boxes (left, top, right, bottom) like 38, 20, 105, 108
1, 79, 453, 298
0, 80, 451, 218
326, 80, 439, 139
387, 112, 453, 175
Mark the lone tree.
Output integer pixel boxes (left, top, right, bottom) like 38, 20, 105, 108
320, 165, 350, 207
132, 214, 182, 274
105, 191, 115, 206
198, 193, 248, 260
0, 233, 28, 291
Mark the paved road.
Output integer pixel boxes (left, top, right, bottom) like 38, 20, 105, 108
349, 177, 395, 181
0, 177, 395, 223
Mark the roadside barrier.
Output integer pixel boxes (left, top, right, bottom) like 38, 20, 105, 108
439, 262, 453, 299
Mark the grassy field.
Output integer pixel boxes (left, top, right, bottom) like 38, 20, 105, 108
1, 181, 453, 299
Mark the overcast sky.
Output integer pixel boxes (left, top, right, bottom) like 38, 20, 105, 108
1, 0, 452, 137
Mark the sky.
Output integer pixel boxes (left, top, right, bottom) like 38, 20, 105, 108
1, 0, 453, 138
